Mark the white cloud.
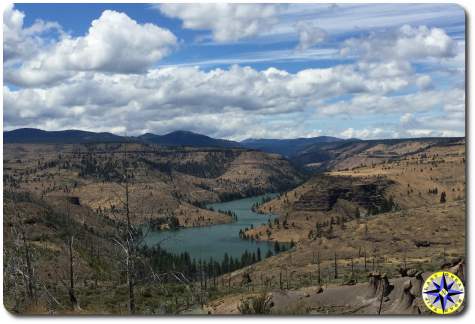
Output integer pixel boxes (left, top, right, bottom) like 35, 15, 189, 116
400, 113, 415, 125
47, 10, 176, 73
4, 61, 463, 140
341, 24, 457, 62
328, 88, 465, 139
295, 21, 327, 51
5, 9, 177, 86
243, 3, 464, 50
156, 48, 340, 69
416, 75, 433, 89
159, 3, 279, 42
3, 4, 465, 141
340, 112, 465, 139
0, 63, 410, 134
402, 111, 465, 137
3, 4, 62, 64
340, 127, 396, 139
319, 88, 465, 116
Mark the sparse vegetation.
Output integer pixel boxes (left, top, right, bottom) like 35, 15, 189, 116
3, 137, 465, 315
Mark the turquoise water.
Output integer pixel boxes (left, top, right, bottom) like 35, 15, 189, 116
143, 194, 280, 262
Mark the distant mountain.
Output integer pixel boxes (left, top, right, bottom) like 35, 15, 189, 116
3, 128, 241, 148
3, 128, 124, 144
137, 130, 240, 148
240, 136, 343, 157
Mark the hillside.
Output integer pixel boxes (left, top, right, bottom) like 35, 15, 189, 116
240, 136, 343, 157
3, 136, 465, 315
246, 137, 465, 241
208, 137, 465, 314
4, 143, 304, 227
205, 196, 465, 314
291, 137, 464, 172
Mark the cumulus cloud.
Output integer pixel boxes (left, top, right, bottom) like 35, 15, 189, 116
324, 88, 465, 139
44, 10, 177, 73
3, 4, 62, 64
319, 88, 465, 116
3, 62, 417, 136
5, 9, 177, 86
296, 21, 327, 51
341, 24, 457, 62
3, 5, 465, 140
340, 110, 465, 139
399, 111, 465, 138
415, 75, 433, 90
159, 3, 279, 42
340, 127, 397, 140
5, 60, 463, 140
400, 113, 416, 125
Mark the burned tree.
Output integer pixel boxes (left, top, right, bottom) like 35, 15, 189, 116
65, 209, 80, 311
4, 211, 37, 312
109, 142, 138, 314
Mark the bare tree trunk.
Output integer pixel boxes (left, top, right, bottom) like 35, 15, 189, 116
68, 236, 79, 311
126, 253, 135, 314
317, 251, 321, 285
125, 175, 136, 315
351, 257, 354, 280
334, 252, 338, 279
285, 268, 289, 289
9, 212, 37, 310
121, 142, 136, 315
404, 249, 408, 269
21, 231, 34, 302
364, 249, 367, 271
279, 269, 283, 290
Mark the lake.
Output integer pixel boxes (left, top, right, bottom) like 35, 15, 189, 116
143, 193, 281, 262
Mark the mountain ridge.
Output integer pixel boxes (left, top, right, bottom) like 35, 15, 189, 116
137, 130, 239, 148
3, 128, 242, 148
4, 128, 464, 166
3, 128, 347, 154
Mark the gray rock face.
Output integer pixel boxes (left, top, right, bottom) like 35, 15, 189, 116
293, 175, 394, 212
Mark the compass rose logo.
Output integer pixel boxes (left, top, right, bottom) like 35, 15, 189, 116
422, 271, 465, 314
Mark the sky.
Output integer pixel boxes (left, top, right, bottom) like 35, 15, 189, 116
3, 3, 466, 140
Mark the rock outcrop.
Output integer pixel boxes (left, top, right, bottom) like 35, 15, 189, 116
293, 175, 393, 213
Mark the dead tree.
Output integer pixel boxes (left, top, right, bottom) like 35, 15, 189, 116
334, 252, 338, 279
107, 142, 174, 314
114, 141, 137, 314
67, 235, 79, 311
62, 203, 80, 311
5, 211, 37, 311
279, 269, 283, 290
364, 249, 367, 271
351, 257, 354, 280
21, 229, 35, 302
317, 251, 321, 284
125, 174, 136, 314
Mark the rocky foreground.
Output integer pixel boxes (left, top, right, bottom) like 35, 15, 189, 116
204, 260, 465, 315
